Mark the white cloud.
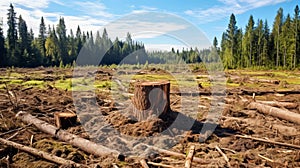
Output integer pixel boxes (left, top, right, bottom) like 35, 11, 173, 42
0, 0, 115, 37
184, 0, 289, 23
131, 5, 158, 14
145, 44, 187, 52
73, 1, 114, 18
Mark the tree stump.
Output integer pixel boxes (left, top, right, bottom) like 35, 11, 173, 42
132, 81, 170, 121
54, 112, 77, 129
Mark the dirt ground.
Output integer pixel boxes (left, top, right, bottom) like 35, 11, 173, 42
0, 67, 300, 168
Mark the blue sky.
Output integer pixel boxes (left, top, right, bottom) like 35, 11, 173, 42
0, 0, 298, 51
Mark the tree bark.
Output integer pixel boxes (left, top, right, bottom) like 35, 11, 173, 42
248, 102, 300, 125
132, 81, 170, 121
54, 112, 77, 129
16, 111, 124, 160
0, 137, 83, 167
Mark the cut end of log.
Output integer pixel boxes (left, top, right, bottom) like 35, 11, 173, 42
132, 80, 170, 121
54, 112, 78, 129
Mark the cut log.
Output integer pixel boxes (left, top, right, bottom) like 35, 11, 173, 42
248, 102, 300, 125
0, 137, 83, 167
132, 81, 170, 121
16, 111, 124, 160
54, 112, 77, 129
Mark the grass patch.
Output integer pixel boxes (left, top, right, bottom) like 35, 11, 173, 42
23, 80, 44, 86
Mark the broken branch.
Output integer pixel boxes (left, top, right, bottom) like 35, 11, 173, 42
185, 145, 195, 168
234, 134, 300, 150
0, 137, 83, 167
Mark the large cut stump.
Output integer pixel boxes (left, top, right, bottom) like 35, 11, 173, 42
132, 81, 170, 121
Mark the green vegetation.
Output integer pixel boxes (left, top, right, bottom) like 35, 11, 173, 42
0, 3, 299, 70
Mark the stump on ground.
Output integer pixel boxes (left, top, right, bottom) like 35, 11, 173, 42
132, 81, 170, 121
54, 112, 77, 129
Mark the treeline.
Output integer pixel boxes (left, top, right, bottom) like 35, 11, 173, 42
0, 4, 147, 67
219, 5, 300, 69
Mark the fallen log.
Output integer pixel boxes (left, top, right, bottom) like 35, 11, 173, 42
225, 98, 298, 109
16, 111, 124, 160
255, 100, 298, 109
0, 137, 83, 167
248, 102, 300, 125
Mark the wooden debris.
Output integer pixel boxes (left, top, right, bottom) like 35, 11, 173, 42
258, 154, 274, 163
16, 111, 124, 160
185, 145, 195, 168
234, 134, 300, 149
248, 101, 300, 125
215, 145, 230, 167
0, 137, 83, 167
132, 81, 170, 121
255, 100, 298, 109
54, 112, 77, 129
272, 124, 298, 136
140, 159, 149, 168
150, 146, 210, 164
147, 161, 175, 168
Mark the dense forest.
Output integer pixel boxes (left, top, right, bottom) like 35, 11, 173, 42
0, 4, 147, 67
219, 5, 300, 69
0, 4, 299, 69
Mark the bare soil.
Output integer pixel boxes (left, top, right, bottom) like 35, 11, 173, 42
0, 67, 299, 167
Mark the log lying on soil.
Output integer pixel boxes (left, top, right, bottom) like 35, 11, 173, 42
248, 102, 300, 125
0, 137, 83, 167
255, 100, 298, 109
16, 111, 123, 160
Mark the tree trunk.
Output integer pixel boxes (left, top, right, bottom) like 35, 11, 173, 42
16, 111, 123, 160
0, 137, 83, 167
54, 112, 77, 129
248, 102, 300, 125
132, 81, 170, 121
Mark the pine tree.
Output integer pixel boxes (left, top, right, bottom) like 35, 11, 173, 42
256, 19, 264, 66
293, 5, 299, 68
18, 15, 29, 66
273, 8, 283, 67
38, 17, 47, 62
0, 19, 5, 67
281, 14, 293, 68
7, 3, 18, 66
261, 20, 270, 67
225, 14, 238, 68
243, 15, 255, 67
75, 25, 82, 55
56, 17, 68, 64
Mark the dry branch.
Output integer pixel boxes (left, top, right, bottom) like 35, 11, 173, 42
150, 146, 210, 164
248, 101, 300, 125
185, 145, 195, 168
234, 134, 300, 149
16, 111, 123, 160
215, 145, 230, 167
140, 159, 149, 168
147, 161, 175, 168
0, 137, 83, 167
